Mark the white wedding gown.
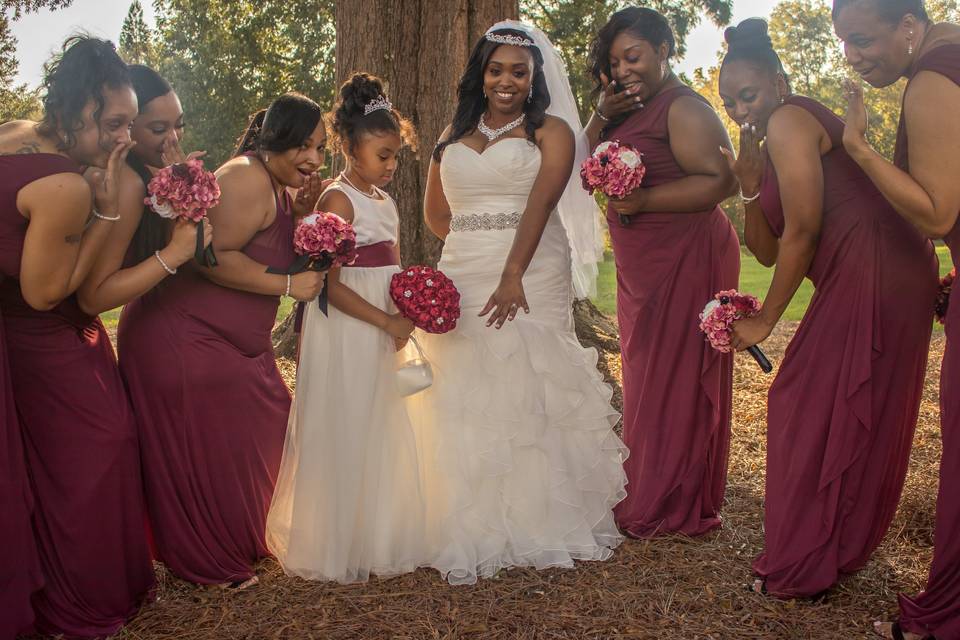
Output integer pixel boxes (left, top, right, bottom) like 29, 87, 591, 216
410, 138, 629, 585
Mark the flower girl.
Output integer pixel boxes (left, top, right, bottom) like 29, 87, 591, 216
266, 73, 426, 583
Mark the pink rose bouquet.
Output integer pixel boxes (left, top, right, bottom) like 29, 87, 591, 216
936, 268, 955, 324
389, 266, 461, 334
580, 140, 646, 226
145, 158, 221, 266
699, 290, 773, 372
267, 211, 358, 314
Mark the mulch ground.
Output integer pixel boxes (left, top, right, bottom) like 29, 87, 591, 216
112, 319, 946, 640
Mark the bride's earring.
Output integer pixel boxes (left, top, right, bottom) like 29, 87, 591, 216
527, 85, 533, 103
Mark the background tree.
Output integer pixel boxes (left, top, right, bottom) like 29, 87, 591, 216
1, 0, 71, 18
523, 0, 733, 121
119, 0, 158, 67
154, 0, 335, 165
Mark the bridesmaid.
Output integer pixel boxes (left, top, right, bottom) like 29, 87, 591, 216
0, 36, 155, 637
117, 93, 327, 588
77, 65, 212, 318
585, 7, 740, 538
835, 0, 960, 636
718, 18, 937, 599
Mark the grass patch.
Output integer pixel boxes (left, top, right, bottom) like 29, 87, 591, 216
594, 244, 953, 322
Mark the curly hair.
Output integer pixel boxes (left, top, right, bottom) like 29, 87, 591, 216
36, 35, 131, 151
325, 72, 417, 155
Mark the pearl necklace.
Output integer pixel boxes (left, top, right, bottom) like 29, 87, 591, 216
339, 172, 377, 198
477, 113, 525, 142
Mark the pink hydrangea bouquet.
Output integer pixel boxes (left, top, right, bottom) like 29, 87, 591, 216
936, 268, 955, 324
699, 290, 773, 373
580, 140, 646, 226
267, 211, 358, 314
389, 266, 461, 334
145, 158, 221, 267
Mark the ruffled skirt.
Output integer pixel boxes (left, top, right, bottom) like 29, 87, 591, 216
410, 219, 628, 585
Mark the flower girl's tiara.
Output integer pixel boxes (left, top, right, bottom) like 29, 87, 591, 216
363, 95, 392, 116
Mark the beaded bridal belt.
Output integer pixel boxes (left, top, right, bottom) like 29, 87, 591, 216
450, 211, 521, 232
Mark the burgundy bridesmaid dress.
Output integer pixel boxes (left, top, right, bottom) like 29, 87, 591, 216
0, 154, 155, 638
752, 96, 937, 598
0, 306, 40, 640
605, 85, 740, 538
895, 44, 960, 640
117, 174, 295, 585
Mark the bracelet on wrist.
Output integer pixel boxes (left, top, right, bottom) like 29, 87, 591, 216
92, 207, 121, 222
154, 250, 177, 275
595, 109, 610, 122
284, 274, 292, 297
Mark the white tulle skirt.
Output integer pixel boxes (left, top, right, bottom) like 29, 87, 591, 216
266, 265, 429, 583
408, 219, 629, 585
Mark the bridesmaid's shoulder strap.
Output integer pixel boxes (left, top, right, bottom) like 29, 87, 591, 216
913, 43, 960, 86
783, 95, 844, 148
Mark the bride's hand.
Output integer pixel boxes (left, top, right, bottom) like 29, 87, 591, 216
479, 273, 529, 329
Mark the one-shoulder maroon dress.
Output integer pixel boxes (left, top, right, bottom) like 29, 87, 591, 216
895, 44, 960, 640
117, 173, 295, 585
604, 85, 741, 538
0, 153, 154, 638
752, 96, 937, 597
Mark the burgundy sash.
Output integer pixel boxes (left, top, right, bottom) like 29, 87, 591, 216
293, 241, 400, 332
345, 240, 400, 268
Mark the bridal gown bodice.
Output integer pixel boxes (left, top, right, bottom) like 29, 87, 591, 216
438, 138, 575, 329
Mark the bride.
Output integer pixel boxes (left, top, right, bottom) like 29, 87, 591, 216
413, 21, 628, 585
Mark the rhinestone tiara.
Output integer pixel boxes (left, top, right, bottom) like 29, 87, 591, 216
363, 95, 392, 116
485, 32, 535, 47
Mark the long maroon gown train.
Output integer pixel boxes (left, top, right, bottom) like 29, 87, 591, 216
117, 162, 295, 585
895, 43, 960, 640
751, 96, 937, 598
604, 85, 740, 538
0, 153, 154, 638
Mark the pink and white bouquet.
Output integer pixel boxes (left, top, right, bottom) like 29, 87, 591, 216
936, 268, 955, 324
267, 211, 358, 314
390, 266, 461, 334
580, 140, 646, 226
699, 290, 773, 372
145, 158, 221, 266
292, 211, 358, 271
